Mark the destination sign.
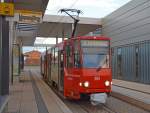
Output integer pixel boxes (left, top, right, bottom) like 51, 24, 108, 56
15, 10, 42, 23
81, 40, 109, 47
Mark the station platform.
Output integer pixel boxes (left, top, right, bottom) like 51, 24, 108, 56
112, 79, 150, 111
4, 67, 150, 113
6, 68, 73, 113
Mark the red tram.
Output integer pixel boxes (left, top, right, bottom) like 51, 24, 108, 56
41, 36, 112, 103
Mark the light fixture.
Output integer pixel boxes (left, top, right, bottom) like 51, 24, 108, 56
84, 81, 89, 87
105, 81, 110, 86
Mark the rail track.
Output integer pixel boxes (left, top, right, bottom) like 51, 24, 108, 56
35, 70, 116, 113
34, 70, 149, 113
27, 70, 149, 113
49, 83, 149, 113
76, 100, 116, 113
50, 85, 116, 113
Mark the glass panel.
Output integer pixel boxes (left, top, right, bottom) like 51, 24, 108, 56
74, 40, 81, 68
13, 45, 20, 76
135, 45, 139, 77
65, 45, 73, 68
81, 40, 110, 68
83, 54, 109, 68
74, 52, 81, 68
117, 48, 122, 77
117, 48, 122, 55
55, 49, 58, 64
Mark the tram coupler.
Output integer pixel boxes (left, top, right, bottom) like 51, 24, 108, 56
90, 93, 107, 105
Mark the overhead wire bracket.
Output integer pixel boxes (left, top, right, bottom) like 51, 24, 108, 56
59, 8, 82, 38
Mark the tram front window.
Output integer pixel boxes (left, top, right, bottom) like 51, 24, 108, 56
81, 40, 109, 68
83, 54, 108, 68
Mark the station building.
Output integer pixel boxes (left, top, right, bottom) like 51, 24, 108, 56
102, 0, 150, 84
24, 50, 41, 66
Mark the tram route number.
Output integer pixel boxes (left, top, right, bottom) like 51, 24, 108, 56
94, 76, 100, 80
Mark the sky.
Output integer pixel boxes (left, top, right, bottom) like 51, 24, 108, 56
45, 0, 131, 18
23, 38, 64, 53
23, 0, 131, 53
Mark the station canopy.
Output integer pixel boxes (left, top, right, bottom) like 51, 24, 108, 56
17, 15, 102, 46
8, 0, 101, 46
10, 0, 131, 46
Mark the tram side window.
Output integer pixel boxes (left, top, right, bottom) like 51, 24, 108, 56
74, 51, 80, 68
66, 45, 73, 68
74, 41, 80, 68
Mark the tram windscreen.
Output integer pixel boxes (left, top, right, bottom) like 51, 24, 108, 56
81, 40, 109, 68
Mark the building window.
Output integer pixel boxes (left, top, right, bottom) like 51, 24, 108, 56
135, 45, 139, 78
117, 48, 122, 77
117, 48, 122, 55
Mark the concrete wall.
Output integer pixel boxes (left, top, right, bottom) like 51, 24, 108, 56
102, 0, 150, 84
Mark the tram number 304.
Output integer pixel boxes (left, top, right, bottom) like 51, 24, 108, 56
94, 76, 100, 80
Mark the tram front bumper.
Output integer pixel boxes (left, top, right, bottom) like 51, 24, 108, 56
90, 93, 107, 105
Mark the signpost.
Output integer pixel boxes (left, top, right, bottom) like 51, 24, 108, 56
0, 3, 14, 16
15, 10, 42, 23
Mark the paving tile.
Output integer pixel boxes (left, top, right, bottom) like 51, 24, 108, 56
7, 68, 73, 113
7, 74, 38, 113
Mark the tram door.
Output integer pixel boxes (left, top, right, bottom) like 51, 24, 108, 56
58, 50, 64, 91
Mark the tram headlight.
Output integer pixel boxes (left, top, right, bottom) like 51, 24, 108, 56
105, 81, 110, 86
84, 81, 89, 87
